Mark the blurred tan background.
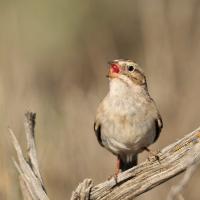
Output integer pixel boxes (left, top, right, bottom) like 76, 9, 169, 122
0, 0, 200, 199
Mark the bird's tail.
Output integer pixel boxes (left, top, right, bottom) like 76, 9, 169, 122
119, 154, 138, 172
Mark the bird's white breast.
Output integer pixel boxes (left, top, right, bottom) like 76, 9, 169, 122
100, 78, 155, 155
108, 78, 145, 114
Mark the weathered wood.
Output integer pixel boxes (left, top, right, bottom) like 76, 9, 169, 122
71, 127, 200, 200
70, 179, 93, 200
9, 112, 49, 200
24, 112, 43, 185
167, 143, 200, 200
10, 112, 200, 200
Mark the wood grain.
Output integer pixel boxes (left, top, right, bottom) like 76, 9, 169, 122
10, 112, 200, 200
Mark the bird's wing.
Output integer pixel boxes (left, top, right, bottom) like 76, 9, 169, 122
94, 120, 104, 147
154, 113, 163, 142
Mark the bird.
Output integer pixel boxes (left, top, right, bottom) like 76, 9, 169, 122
94, 59, 163, 175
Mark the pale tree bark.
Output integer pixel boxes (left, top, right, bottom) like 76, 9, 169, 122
9, 112, 49, 200
10, 112, 200, 200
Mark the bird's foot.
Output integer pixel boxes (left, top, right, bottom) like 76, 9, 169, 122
107, 173, 119, 184
144, 147, 161, 163
107, 159, 121, 184
114, 173, 118, 184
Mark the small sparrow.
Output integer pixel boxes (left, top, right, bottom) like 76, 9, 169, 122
94, 59, 163, 174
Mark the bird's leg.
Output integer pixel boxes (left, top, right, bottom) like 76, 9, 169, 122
144, 147, 160, 162
115, 157, 120, 176
113, 157, 121, 183
107, 158, 120, 183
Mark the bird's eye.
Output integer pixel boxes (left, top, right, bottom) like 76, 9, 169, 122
127, 65, 135, 72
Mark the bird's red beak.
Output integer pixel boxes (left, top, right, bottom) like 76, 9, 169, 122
107, 64, 120, 78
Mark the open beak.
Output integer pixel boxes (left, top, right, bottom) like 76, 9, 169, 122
106, 69, 119, 79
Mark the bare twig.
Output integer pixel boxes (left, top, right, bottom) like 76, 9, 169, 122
24, 112, 43, 185
9, 112, 49, 200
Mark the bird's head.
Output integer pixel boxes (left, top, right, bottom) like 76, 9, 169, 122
107, 59, 147, 87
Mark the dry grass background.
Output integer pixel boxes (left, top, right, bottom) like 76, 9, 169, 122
0, 0, 200, 199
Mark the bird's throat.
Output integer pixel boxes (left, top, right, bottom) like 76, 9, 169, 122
109, 78, 148, 101
109, 78, 131, 97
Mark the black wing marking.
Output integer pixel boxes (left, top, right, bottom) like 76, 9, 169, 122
154, 114, 163, 142
94, 122, 104, 147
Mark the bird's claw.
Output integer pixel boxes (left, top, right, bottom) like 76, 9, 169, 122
107, 174, 118, 184
144, 147, 161, 163
114, 173, 118, 184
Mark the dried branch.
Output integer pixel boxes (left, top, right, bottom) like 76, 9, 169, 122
167, 144, 200, 200
70, 179, 93, 200
71, 127, 200, 200
9, 112, 49, 200
24, 112, 43, 185
10, 112, 200, 200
